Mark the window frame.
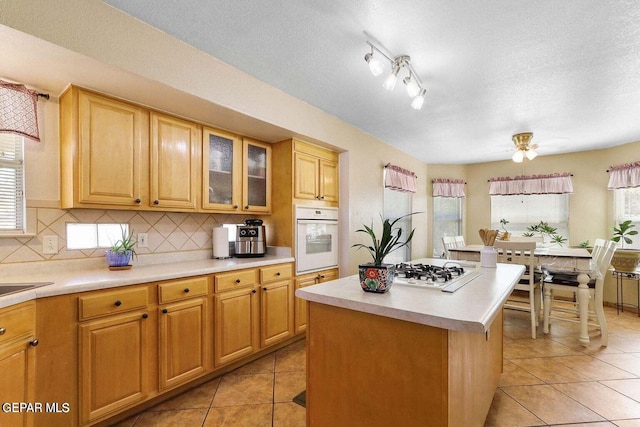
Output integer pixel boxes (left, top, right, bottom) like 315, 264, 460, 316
0, 133, 25, 235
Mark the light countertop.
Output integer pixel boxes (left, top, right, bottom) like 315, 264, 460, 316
296, 258, 524, 334
0, 250, 294, 309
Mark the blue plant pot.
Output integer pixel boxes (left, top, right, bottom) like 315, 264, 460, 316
358, 263, 395, 293
105, 250, 132, 267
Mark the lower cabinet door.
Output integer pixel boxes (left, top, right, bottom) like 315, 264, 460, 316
214, 287, 259, 367
0, 338, 36, 427
159, 297, 209, 391
261, 280, 293, 347
79, 310, 150, 424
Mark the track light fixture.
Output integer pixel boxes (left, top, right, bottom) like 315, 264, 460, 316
364, 41, 426, 110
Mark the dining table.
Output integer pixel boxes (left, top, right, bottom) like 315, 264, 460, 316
447, 244, 596, 346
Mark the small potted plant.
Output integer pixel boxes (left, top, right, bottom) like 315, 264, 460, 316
611, 220, 640, 272
499, 218, 510, 241
105, 226, 137, 270
352, 213, 419, 293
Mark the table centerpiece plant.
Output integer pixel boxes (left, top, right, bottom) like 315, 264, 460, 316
352, 212, 420, 293
105, 226, 137, 269
610, 220, 640, 272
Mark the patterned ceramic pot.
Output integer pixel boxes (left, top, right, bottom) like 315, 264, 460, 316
105, 250, 132, 267
358, 263, 395, 293
610, 249, 640, 273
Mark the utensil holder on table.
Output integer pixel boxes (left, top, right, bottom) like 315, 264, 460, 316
481, 246, 497, 268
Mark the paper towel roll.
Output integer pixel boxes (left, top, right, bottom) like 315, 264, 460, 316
212, 227, 230, 259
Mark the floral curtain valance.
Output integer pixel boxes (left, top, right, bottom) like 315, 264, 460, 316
384, 163, 417, 193
432, 178, 466, 197
0, 80, 40, 142
489, 173, 573, 195
607, 162, 640, 189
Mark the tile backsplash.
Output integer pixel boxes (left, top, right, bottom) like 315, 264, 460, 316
0, 208, 255, 265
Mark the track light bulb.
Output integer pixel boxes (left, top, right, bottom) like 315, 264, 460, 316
383, 65, 400, 91
364, 52, 385, 77
512, 150, 525, 163
404, 76, 421, 97
411, 89, 426, 110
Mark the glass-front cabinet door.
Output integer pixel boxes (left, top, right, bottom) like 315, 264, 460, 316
243, 138, 271, 213
202, 127, 242, 211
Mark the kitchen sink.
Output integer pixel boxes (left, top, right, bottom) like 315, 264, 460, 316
0, 282, 53, 297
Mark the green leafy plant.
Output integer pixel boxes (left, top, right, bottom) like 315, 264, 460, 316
550, 234, 568, 247
352, 213, 420, 265
612, 220, 638, 248
109, 226, 137, 259
499, 218, 509, 232
579, 240, 590, 248
524, 221, 566, 246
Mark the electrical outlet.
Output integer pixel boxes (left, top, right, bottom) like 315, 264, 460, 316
138, 233, 148, 248
43, 236, 58, 254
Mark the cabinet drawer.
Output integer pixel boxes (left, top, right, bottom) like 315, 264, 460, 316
159, 276, 209, 304
215, 269, 257, 292
79, 287, 148, 320
260, 264, 293, 284
0, 302, 35, 344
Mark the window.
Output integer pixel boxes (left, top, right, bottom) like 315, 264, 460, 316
66, 223, 130, 250
432, 197, 463, 257
383, 184, 413, 264
490, 194, 569, 240
613, 187, 640, 249
0, 133, 25, 233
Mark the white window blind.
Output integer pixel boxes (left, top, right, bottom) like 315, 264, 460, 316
490, 194, 569, 240
383, 180, 413, 264
0, 133, 24, 232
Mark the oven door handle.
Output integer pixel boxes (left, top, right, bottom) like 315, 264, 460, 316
297, 220, 338, 225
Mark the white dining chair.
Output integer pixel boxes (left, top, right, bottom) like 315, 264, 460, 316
453, 235, 465, 247
494, 240, 542, 339
442, 236, 458, 259
542, 239, 616, 346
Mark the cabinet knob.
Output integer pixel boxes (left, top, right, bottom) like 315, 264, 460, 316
135, 198, 141, 204
142, 313, 148, 319
315, 195, 320, 199
233, 205, 238, 209
252, 289, 257, 294
30, 339, 39, 347
276, 272, 281, 276
184, 288, 190, 293
245, 205, 249, 209
114, 300, 122, 307
263, 287, 268, 291
162, 308, 168, 314
235, 279, 241, 284
0, 327, 5, 335
320, 196, 325, 200
153, 200, 160, 205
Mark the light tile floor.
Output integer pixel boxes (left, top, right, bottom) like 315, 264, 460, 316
115, 306, 640, 426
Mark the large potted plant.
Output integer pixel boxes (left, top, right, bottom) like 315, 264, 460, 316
352, 213, 418, 293
611, 220, 640, 272
105, 226, 137, 269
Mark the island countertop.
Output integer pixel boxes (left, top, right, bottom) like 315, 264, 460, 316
296, 258, 524, 334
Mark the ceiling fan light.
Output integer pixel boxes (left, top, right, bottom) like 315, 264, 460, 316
365, 52, 385, 77
411, 89, 426, 110
525, 149, 538, 160
512, 150, 525, 163
404, 76, 421, 97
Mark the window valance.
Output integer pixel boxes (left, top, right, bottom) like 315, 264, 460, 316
0, 80, 40, 142
432, 178, 466, 197
607, 161, 640, 189
384, 163, 417, 193
489, 173, 573, 195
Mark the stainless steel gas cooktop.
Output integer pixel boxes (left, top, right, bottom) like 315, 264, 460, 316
392, 263, 482, 293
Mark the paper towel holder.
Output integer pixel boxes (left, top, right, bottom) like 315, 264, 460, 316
212, 226, 232, 259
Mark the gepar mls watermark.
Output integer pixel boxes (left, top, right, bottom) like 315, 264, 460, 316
2, 402, 70, 413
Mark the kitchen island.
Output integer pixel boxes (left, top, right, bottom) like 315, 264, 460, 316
296, 258, 524, 427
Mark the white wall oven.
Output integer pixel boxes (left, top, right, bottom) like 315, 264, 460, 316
295, 205, 339, 274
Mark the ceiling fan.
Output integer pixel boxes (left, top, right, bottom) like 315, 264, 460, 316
511, 132, 537, 163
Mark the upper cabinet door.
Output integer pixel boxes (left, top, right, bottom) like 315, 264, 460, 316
242, 139, 272, 213
202, 127, 242, 212
150, 113, 200, 210
77, 90, 145, 206
319, 159, 339, 203
294, 152, 319, 201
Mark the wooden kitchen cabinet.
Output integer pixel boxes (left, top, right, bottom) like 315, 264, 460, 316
158, 276, 211, 391
213, 269, 260, 367
60, 86, 148, 209
78, 287, 152, 425
259, 264, 294, 347
294, 268, 338, 333
243, 138, 272, 213
0, 301, 37, 427
150, 112, 200, 210
294, 140, 339, 204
